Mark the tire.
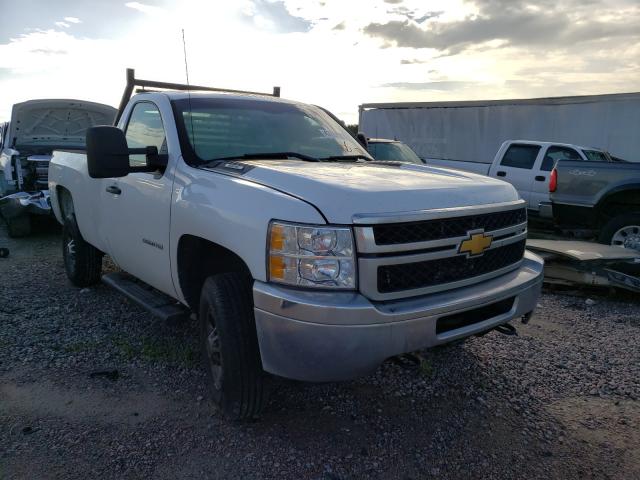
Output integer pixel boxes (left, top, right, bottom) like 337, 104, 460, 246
62, 215, 103, 287
6, 216, 31, 238
598, 212, 640, 251
199, 272, 265, 420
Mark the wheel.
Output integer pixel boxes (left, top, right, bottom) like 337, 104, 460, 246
62, 215, 103, 287
199, 272, 265, 420
6, 216, 31, 237
599, 213, 640, 251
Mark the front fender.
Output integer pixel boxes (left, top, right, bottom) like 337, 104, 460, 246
169, 163, 326, 304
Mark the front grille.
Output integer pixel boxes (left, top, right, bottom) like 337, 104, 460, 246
377, 240, 526, 294
373, 208, 526, 245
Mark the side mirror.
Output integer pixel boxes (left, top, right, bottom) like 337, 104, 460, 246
357, 132, 368, 149
87, 126, 167, 178
86, 126, 131, 179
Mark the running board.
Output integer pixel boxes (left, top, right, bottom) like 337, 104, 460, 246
102, 272, 190, 322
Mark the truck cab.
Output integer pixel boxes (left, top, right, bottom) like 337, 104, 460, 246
487, 140, 611, 214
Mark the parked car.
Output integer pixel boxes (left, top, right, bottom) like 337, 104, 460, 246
545, 159, 640, 250
427, 140, 615, 215
0, 99, 116, 236
366, 138, 424, 164
49, 70, 544, 420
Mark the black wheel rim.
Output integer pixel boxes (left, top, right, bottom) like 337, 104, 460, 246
205, 311, 223, 391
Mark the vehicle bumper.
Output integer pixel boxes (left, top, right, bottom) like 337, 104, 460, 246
253, 250, 544, 382
538, 202, 553, 219
0, 190, 51, 220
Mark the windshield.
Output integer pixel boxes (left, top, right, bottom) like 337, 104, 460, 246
582, 149, 609, 162
368, 142, 423, 164
172, 97, 370, 164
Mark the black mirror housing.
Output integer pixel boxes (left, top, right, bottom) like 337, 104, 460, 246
86, 126, 131, 178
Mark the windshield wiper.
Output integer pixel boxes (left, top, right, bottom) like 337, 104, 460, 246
202, 152, 322, 165
319, 154, 371, 162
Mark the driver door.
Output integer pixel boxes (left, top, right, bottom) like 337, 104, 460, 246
101, 101, 176, 296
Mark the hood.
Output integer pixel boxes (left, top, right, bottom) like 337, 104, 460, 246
239, 160, 520, 223
8, 99, 116, 149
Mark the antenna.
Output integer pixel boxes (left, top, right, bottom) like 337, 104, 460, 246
182, 29, 196, 150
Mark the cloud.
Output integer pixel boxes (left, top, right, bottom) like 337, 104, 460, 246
400, 58, 427, 64
29, 48, 68, 55
243, 0, 313, 33
364, 0, 640, 55
414, 11, 443, 24
55, 21, 71, 28
384, 0, 403, 4
125, 2, 164, 14
332, 21, 345, 31
0, 1, 149, 43
381, 80, 478, 91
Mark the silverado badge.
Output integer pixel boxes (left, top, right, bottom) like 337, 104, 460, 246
458, 231, 493, 257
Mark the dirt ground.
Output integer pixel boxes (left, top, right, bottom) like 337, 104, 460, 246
1, 220, 639, 479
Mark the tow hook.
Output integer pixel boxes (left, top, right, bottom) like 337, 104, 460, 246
493, 323, 518, 336
475, 322, 518, 337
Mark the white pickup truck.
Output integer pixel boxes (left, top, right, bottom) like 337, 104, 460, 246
428, 140, 612, 215
48, 71, 543, 419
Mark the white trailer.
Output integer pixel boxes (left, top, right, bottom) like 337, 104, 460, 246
359, 92, 640, 164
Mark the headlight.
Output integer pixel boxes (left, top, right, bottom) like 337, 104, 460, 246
268, 221, 356, 289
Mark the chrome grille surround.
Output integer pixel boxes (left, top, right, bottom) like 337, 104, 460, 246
354, 200, 528, 301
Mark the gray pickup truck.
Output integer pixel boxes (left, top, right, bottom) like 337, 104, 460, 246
547, 159, 640, 250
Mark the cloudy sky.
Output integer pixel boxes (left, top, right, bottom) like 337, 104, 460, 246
1, 0, 639, 123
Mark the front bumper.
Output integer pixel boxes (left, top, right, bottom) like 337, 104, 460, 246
0, 190, 51, 220
253, 250, 544, 382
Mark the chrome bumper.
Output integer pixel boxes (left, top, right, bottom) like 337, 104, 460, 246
0, 190, 51, 220
253, 250, 544, 382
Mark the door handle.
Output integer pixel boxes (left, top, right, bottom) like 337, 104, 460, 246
497, 171, 506, 177
106, 185, 121, 195
535, 176, 546, 182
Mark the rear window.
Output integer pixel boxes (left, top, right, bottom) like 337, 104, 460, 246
541, 146, 582, 171
583, 150, 608, 162
500, 144, 541, 169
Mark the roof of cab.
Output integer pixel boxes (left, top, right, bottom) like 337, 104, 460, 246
134, 90, 303, 105
506, 139, 604, 152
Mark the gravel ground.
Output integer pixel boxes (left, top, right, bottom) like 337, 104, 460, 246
1, 220, 639, 480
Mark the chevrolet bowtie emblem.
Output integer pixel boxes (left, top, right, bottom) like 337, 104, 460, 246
458, 231, 493, 256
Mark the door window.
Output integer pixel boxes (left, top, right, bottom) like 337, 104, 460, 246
125, 102, 167, 167
500, 144, 541, 169
541, 146, 582, 171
